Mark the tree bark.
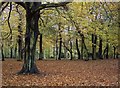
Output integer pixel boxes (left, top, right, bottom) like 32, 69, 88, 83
10, 47, 12, 58
92, 34, 97, 60
14, 43, 17, 58
39, 33, 43, 60
106, 43, 109, 59
18, 27, 22, 61
98, 37, 103, 59
18, 9, 39, 74
78, 32, 89, 60
76, 38, 80, 59
17, 6, 23, 61
70, 41, 73, 60
58, 23, 62, 60
55, 38, 58, 60
58, 37, 62, 60
81, 37, 84, 59
1, 44, 4, 61
103, 42, 109, 59
113, 46, 116, 59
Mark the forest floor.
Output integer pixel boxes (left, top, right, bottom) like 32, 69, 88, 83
2, 59, 119, 86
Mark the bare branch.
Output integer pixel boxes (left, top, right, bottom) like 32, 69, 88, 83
7, 2, 12, 36
2, 33, 11, 40
15, 2, 26, 9
31, 2, 71, 15
0, 2, 9, 14
39, 16, 46, 27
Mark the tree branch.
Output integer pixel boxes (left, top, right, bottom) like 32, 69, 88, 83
7, 2, 12, 35
0, 2, 9, 14
31, 2, 71, 15
15, 2, 26, 9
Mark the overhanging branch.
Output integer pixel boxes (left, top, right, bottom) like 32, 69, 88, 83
0, 2, 9, 14
7, 2, 12, 35
15, 2, 26, 9
31, 2, 71, 15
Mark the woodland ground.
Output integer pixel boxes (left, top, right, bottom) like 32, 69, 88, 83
2, 59, 119, 86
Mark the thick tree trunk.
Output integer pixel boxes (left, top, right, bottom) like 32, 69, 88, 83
18, 10, 39, 74
39, 33, 43, 60
98, 37, 103, 59
76, 38, 80, 59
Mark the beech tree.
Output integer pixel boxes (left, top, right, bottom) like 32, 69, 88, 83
1, 1, 71, 74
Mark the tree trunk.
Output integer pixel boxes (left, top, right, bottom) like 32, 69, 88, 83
1, 44, 4, 61
70, 41, 73, 60
55, 38, 58, 60
39, 33, 43, 60
103, 42, 109, 59
76, 38, 80, 59
10, 34, 13, 58
17, 25, 23, 61
81, 37, 84, 59
58, 37, 62, 60
78, 33, 89, 60
98, 37, 103, 59
106, 43, 109, 59
92, 34, 97, 60
58, 23, 62, 60
10, 47, 12, 58
18, 10, 39, 74
113, 46, 116, 59
14, 43, 17, 58
17, 36, 22, 60
64, 47, 67, 59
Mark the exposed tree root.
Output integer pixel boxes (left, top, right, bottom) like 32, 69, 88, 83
17, 64, 39, 74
